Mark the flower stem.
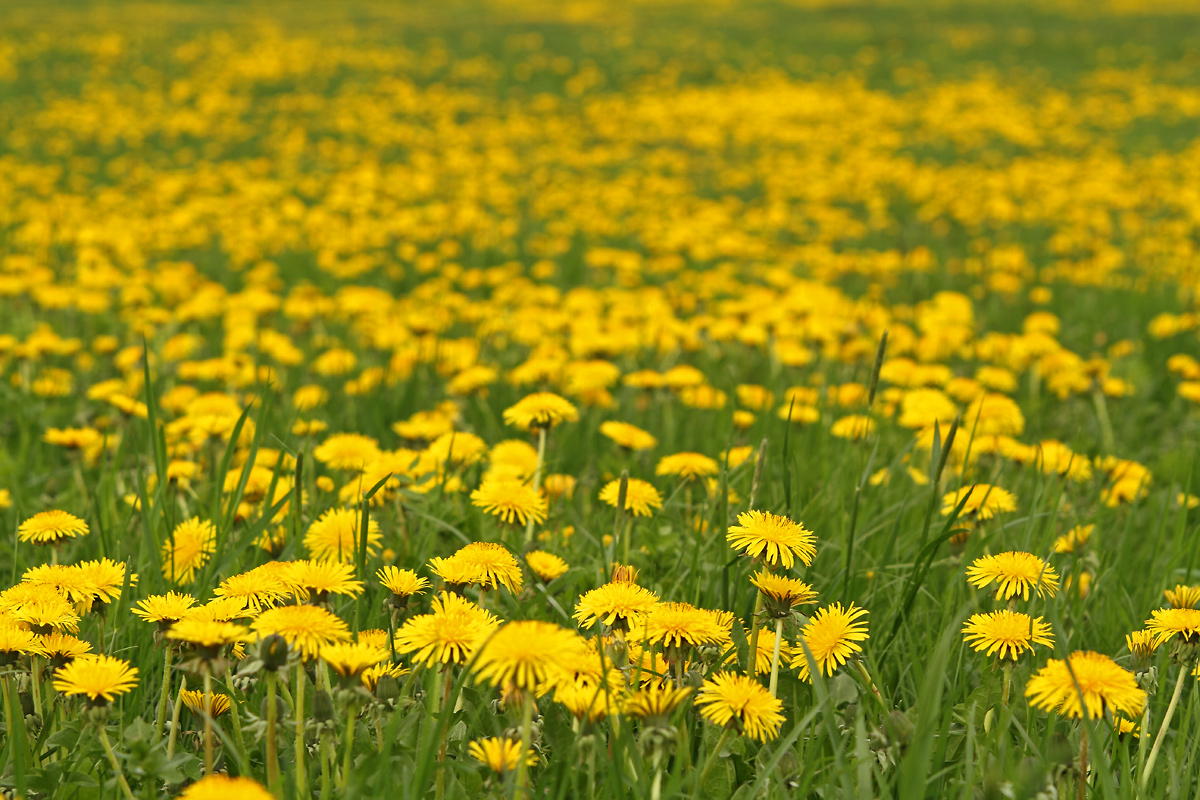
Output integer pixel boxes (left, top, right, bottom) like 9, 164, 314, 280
854, 660, 889, 714
1001, 661, 1013, 708
746, 592, 764, 677
1078, 724, 1087, 800
1141, 664, 1188, 790
340, 704, 356, 794
696, 727, 734, 792
155, 646, 172, 739
202, 670, 215, 773
524, 427, 547, 545
167, 675, 186, 759
515, 689, 535, 800
768, 619, 784, 697
98, 725, 135, 800
266, 671, 281, 795
435, 663, 453, 800
295, 662, 308, 799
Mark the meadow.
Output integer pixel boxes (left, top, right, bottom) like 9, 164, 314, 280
2, 0, 1200, 797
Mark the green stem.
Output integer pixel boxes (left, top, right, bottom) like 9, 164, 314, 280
295, 663, 308, 799
203, 670, 215, 773
340, 704, 357, 793
746, 592, 764, 677
524, 427, 547, 546
696, 727, 734, 792
768, 619, 784, 697
267, 672, 281, 795
167, 675, 186, 759
1141, 665, 1188, 790
515, 690, 535, 800
854, 660, 889, 714
98, 725, 135, 800
1078, 724, 1087, 800
155, 646, 172, 739
1001, 661, 1012, 708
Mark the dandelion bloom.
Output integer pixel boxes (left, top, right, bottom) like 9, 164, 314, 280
181, 689, 231, 717
18, 510, 89, 545
321, 641, 387, 680
181, 775, 275, 800
162, 517, 216, 585
641, 602, 730, 649
792, 602, 869, 681
305, 507, 381, 563
0, 622, 43, 660
502, 392, 579, 431
941, 484, 1017, 520
473, 620, 582, 690
655, 452, 719, 480
1053, 524, 1095, 554
288, 559, 365, 600
1025, 651, 1145, 719
167, 619, 249, 649
377, 566, 430, 601
1145, 607, 1200, 647
214, 565, 292, 613
1126, 630, 1158, 659
830, 415, 875, 441
750, 570, 818, 612
966, 552, 1059, 601
430, 542, 524, 593
695, 671, 785, 742
574, 582, 659, 631
468, 737, 538, 773
52, 654, 139, 704
598, 478, 662, 517
1164, 585, 1200, 609
313, 432, 381, 472
44, 427, 102, 450
961, 611, 1053, 661
38, 632, 92, 667
599, 421, 657, 451
726, 510, 816, 569
622, 683, 692, 722
526, 551, 569, 582
395, 591, 499, 666
252, 604, 350, 659
470, 479, 547, 526
132, 592, 197, 627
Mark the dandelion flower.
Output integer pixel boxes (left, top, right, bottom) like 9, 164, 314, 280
19, 510, 88, 545
599, 478, 662, 517
622, 683, 692, 723
503, 392, 578, 431
750, 570, 818, 614
289, 559, 365, 601
599, 421, 658, 451
304, 507, 381, 563
0, 622, 44, 661
430, 542, 524, 593
792, 602, 869, 681
1025, 651, 1145, 719
162, 517, 216, 585
313, 433, 381, 472
470, 479, 547, 526
38, 631, 92, 667
831, 415, 875, 441
473, 620, 582, 690
641, 602, 729, 649
695, 671, 784, 742
252, 604, 350, 660
1145, 607, 1200, 647
526, 551, 569, 582
726, 510, 816, 569
167, 619, 248, 651
941, 484, 1017, 520
1126, 630, 1159, 659
52, 654, 138, 704
468, 737, 538, 773
321, 641, 387, 680
181, 689, 231, 717
1053, 524, 1095, 554
655, 452, 719, 480
213, 565, 291, 613
132, 592, 197, 627
1164, 585, 1200, 609
574, 582, 659, 632
395, 591, 499, 666
967, 552, 1059, 601
962, 611, 1053, 661
377, 566, 430, 605
181, 775, 275, 800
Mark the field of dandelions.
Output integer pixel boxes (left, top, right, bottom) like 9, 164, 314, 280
3, 0, 1200, 798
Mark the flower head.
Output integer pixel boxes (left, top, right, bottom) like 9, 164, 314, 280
181, 689, 231, 717
377, 566, 430, 605
470, 479, 547, 526
167, 619, 248, 650
289, 559, 365, 601
525, 551, 569, 582
472, 620, 581, 690
132, 592, 197, 626
640, 602, 729, 650
430, 542, 524, 593
181, 775, 275, 800
941, 484, 1017, 520
305, 507, 381, 563
966, 552, 1059, 601
962, 611, 1053, 661
574, 582, 659, 632
321, 641, 387, 680
52, 654, 138, 704
1053, 524, 1095, 554
313, 433, 381, 472
503, 392, 578, 431
622, 683, 692, 724
695, 671, 784, 742
252, 604, 350, 660
599, 479, 662, 517
1145, 607, 1200, 648
468, 737, 538, 773
600, 421, 658, 451
395, 591, 499, 666
162, 517, 216, 585
1165, 585, 1200, 609
792, 602, 869, 681
727, 510, 816, 569
1025, 651, 1145, 719
655, 452, 719, 480
750, 570, 818, 616
19, 510, 88, 545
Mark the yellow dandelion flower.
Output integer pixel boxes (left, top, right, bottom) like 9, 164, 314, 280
1164, 585, 1200, 609
288, 559, 365, 601
941, 484, 1017, 520
753, 627, 792, 675
19, 510, 89, 545
598, 478, 662, 517
468, 737, 538, 773
321, 641, 387, 680
961, 611, 1053, 661
792, 602, 870, 681
213, 565, 291, 613
1053, 524, 1095, 554
132, 592, 197, 626
573, 582, 659, 631
966, 552, 1059, 601
470, 479, 547, 526
750, 570, 818, 611
622, 683, 692, 722
726, 510, 816, 569
313, 432, 381, 472
395, 591, 499, 667
181, 689, 231, 717
180, 774, 275, 800
599, 421, 658, 451
162, 517, 216, 585
830, 415, 876, 441
252, 604, 350, 660
655, 452, 719, 480
304, 507, 381, 563
1145, 607, 1200, 648
167, 619, 249, 649
640, 602, 729, 650
377, 566, 430, 602
525, 551, 569, 583
1126, 630, 1159, 659
695, 671, 784, 742
472, 620, 582, 690
52, 654, 138, 704
503, 392, 579, 431
1025, 651, 1145, 720
430, 542, 524, 593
